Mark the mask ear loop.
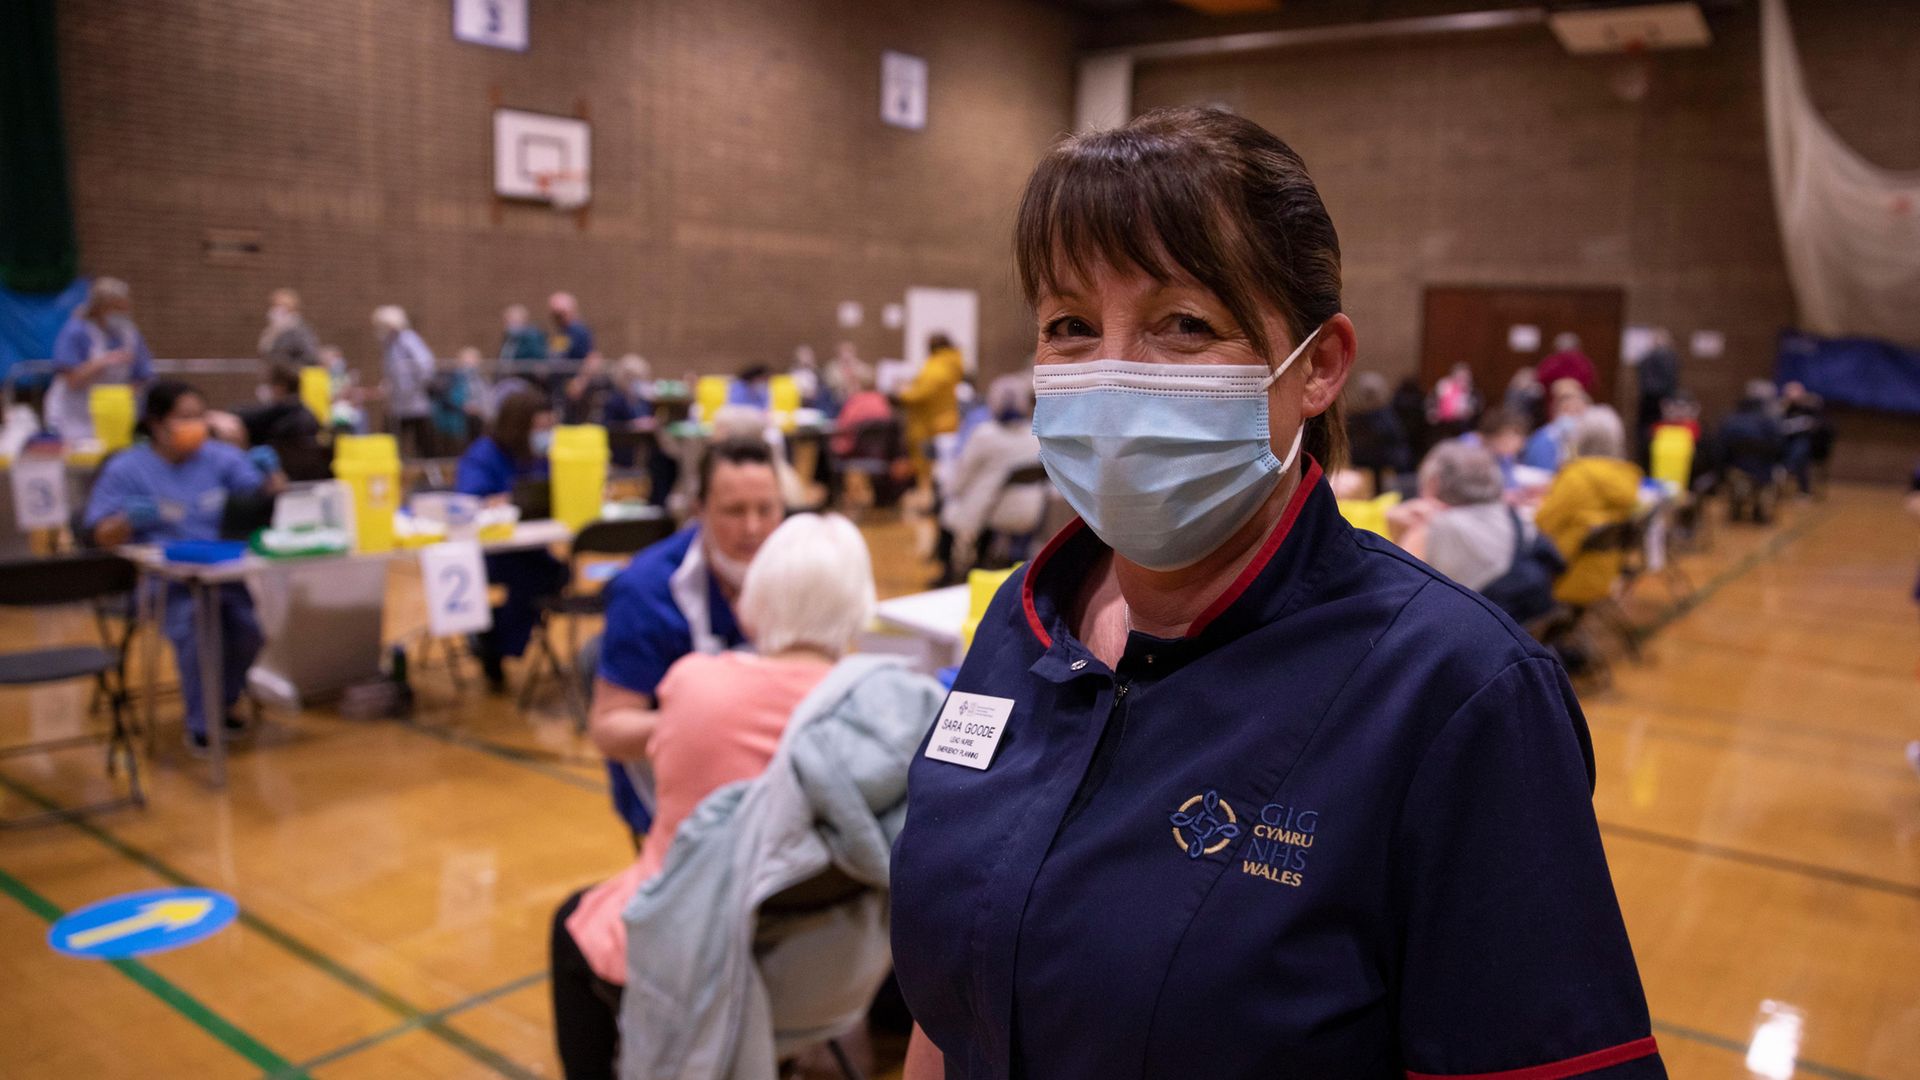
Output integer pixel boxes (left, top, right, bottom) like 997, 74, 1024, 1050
1260, 324, 1324, 391
1263, 324, 1323, 474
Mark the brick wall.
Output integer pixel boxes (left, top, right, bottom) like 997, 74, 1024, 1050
57, 0, 1073, 389
1131, 3, 1920, 479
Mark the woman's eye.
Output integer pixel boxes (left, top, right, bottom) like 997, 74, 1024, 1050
1043, 316, 1095, 339
1172, 314, 1216, 338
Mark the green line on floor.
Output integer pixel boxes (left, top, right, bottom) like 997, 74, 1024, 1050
0, 865, 306, 1077
293, 969, 550, 1072
0, 771, 537, 1080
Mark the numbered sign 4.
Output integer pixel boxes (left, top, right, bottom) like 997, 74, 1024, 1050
11, 457, 70, 533
420, 541, 492, 638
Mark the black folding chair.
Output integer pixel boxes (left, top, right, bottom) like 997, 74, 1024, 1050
512, 477, 553, 522
831, 419, 906, 515
762, 866, 872, 1080
0, 553, 145, 826
521, 515, 678, 727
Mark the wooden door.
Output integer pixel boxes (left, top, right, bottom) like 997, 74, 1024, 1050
1420, 285, 1626, 407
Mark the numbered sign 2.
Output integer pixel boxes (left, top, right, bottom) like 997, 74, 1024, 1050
11, 458, 69, 532
420, 541, 492, 638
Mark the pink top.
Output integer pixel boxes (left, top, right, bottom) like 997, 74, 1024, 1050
831, 390, 893, 457
565, 651, 833, 984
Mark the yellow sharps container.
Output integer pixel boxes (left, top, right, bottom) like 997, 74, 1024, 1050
89, 385, 136, 452
550, 424, 609, 529
332, 434, 400, 552
694, 376, 730, 423
769, 374, 801, 428
299, 366, 332, 427
1650, 425, 1695, 493
961, 565, 1019, 651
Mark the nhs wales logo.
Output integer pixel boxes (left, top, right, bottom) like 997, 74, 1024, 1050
1169, 790, 1321, 889
1169, 790, 1242, 858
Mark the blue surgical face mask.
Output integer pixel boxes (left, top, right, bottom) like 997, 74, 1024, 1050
531, 429, 554, 456
1032, 326, 1322, 571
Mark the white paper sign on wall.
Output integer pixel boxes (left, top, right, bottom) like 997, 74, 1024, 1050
1508, 324, 1542, 352
10, 457, 67, 532
453, 0, 528, 52
882, 51, 928, 130
881, 303, 905, 330
420, 541, 492, 637
837, 301, 865, 329
1690, 330, 1725, 358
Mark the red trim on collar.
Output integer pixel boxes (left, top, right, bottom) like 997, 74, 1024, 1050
1020, 517, 1087, 648
1182, 458, 1324, 639
1404, 1036, 1659, 1080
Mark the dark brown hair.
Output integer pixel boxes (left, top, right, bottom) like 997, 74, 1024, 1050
491, 389, 551, 463
1015, 106, 1347, 468
697, 436, 776, 505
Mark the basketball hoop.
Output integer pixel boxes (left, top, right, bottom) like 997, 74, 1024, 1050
534, 169, 589, 211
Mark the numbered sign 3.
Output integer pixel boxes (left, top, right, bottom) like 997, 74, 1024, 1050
11, 458, 70, 533
420, 541, 492, 638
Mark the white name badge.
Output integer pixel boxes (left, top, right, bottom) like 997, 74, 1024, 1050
420, 540, 492, 637
10, 457, 68, 532
924, 692, 1015, 771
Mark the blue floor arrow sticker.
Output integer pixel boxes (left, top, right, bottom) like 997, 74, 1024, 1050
49, 887, 238, 959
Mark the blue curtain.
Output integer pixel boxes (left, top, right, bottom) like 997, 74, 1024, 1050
1776, 329, 1920, 416
0, 277, 85, 383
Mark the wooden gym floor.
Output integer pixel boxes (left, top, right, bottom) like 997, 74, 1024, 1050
0, 488, 1916, 1078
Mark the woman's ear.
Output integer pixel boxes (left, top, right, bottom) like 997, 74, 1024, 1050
1300, 314, 1357, 419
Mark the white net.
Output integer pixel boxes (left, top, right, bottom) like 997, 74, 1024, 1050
537, 171, 590, 211
1764, 0, 1920, 347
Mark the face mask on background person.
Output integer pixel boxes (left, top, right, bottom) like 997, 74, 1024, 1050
706, 545, 752, 589
1031, 324, 1323, 572
168, 417, 210, 457
530, 429, 554, 457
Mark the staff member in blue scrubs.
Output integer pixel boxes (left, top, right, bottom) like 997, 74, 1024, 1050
891, 107, 1663, 1080
86, 381, 268, 752
588, 437, 783, 838
457, 389, 568, 690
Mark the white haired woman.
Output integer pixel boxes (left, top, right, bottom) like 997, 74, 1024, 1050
552, 512, 875, 1077
372, 305, 435, 458
1420, 440, 1562, 625
1536, 405, 1644, 607
932, 373, 1046, 585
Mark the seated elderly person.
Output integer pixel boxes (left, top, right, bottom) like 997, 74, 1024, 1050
1417, 441, 1562, 625
553, 513, 875, 1077
931, 374, 1046, 586
1719, 380, 1785, 523
1536, 406, 1644, 609
1520, 378, 1591, 472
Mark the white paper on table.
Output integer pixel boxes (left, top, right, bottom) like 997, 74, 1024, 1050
10, 457, 68, 531
419, 540, 492, 637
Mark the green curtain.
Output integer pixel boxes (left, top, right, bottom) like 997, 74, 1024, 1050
0, 0, 79, 292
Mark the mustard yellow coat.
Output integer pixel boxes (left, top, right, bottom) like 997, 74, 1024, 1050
898, 346, 964, 448
1535, 456, 1644, 607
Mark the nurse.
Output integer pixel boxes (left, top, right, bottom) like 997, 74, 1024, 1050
47, 277, 155, 441
455, 389, 568, 690
890, 107, 1663, 1079
590, 437, 783, 838
85, 381, 267, 752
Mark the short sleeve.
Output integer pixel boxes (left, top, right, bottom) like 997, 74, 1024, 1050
1394, 657, 1663, 1079
597, 569, 690, 699
83, 456, 140, 530
51, 323, 88, 370
454, 443, 504, 497
220, 446, 265, 495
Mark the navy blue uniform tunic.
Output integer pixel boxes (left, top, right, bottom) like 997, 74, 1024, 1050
891, 463, 1663, 1080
